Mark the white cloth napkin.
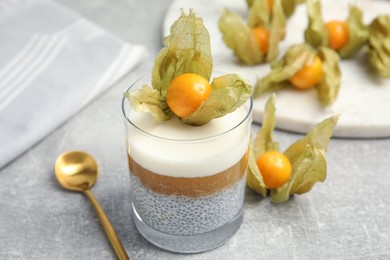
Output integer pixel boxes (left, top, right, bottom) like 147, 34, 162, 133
0, 0, 146, 168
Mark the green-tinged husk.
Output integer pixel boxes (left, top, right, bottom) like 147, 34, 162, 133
219, 0, 286, 65
219, 9, 263, 65
339, 5, 369, 58
254, 43, 341, 106
317, 47, 341, 105
304, 0, 327, 48
271, 115, 339, 203
304, 0, 368, 58
247, 138, 268, 197
281, 0, 304, 17
246, 95, 339, 203
267, 0, 287, 62
253, 94, 280, 158
125, 9, 253, 126
253, 43, 317, 97
247, 0, 304, 17
152, 9, 212, 97
182, 74, 252, 125
247, 94, 278, 196
248, 0, 270, 28
367, 15, 390, 77
124, 85, 173, 121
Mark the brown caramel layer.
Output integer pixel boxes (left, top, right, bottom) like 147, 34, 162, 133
128, 153, 247, 198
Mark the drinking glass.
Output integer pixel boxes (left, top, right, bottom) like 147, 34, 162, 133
122, 74, 253, 253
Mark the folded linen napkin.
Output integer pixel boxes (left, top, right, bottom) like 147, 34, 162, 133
0, 0, 146, 169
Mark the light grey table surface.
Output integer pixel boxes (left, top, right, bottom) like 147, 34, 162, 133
1, 0, 390, 259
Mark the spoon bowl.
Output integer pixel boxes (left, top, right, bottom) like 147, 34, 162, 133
55, 151, 98, 191
54, 151, 129, 260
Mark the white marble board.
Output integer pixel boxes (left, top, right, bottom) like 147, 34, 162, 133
163, 0, 390, 138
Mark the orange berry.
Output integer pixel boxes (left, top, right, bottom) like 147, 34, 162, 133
325, 20, 349, 51
166, 73, 212, 118
252, 27, 270, 54
289, 56, 324, 89
256, 151, 292, 189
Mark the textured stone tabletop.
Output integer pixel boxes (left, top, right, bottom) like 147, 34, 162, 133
1, 0, 390, 259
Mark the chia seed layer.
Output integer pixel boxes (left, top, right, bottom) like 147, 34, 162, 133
130, 174, 246, 236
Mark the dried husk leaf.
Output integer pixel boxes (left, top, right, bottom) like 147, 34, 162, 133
248, 0, 270, 29
247, 0, 255, 8
339, 5, 369, 58
219, 9, 263, 65
286, 115, 339, 156
293, 147, 326, 195
247, 0, 303, 17
247, 137, 268, 197
152, 9, 213, 97
124, 85, 173, 121
367, 15, 390, 78
253, 94, 280, 158
267, 0, 287, 62
281, 0, 304, 17
317, 47, 341, 105
270, 115, 339, 203
247, 94, 279, 196
304, 0, 327, 49
182, 74, 252, 126
253, 43, 317, 97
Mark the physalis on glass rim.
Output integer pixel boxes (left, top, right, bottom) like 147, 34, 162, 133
125, 9, 252, 126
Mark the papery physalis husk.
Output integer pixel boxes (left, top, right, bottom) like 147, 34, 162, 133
339, 5, 369, 58
126, 9, 252, 125
367, 15, 390, 78
305, 0, 368, 58
247, 0, 304, 17
219, 0, 285, 65
124, 85, 173, 121
317, 47, 341, 106
219, 9, 263, 65
271, 115, 339, 203
247, 94, 279, 196
247, 94, 339, 203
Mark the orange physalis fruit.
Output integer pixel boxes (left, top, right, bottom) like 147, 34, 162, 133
256, 151, 292, 189
325, 20, 349, 51
252, 27, 270, 54
166, 73, 212, 118
289, 56, 324, 89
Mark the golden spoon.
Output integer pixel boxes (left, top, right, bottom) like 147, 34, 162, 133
54, 151, 129, 260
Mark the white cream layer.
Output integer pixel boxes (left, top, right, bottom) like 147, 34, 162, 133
126, 106, 251, 178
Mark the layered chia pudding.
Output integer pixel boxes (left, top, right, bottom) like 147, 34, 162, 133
121, 8, 254, 253
122, 75, 252, 253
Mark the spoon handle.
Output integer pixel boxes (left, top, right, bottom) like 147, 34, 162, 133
84, 190, 129, 260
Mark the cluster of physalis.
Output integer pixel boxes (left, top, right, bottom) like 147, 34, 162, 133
219, 0, 390, 107
125, 8, 339, 203
247, 94, 338, 203
304, 0, 390, 77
